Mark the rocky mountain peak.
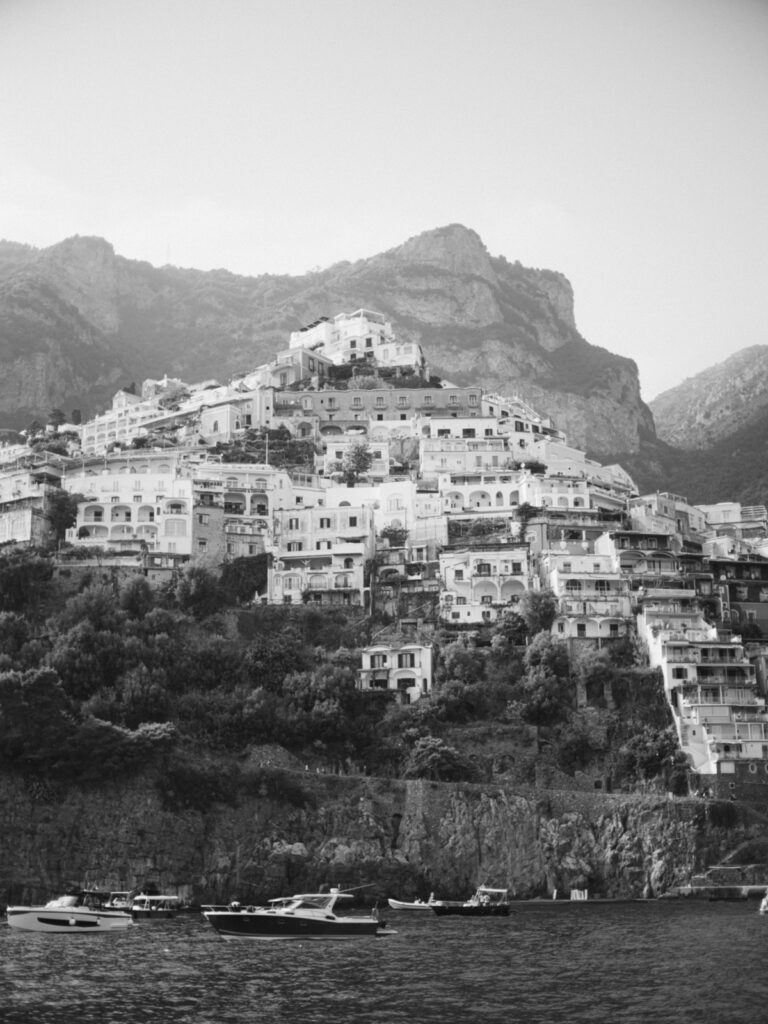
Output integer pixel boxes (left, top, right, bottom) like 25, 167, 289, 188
387, 223, 498, 284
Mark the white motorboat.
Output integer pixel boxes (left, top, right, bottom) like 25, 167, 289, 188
5, 891, 133, 933
131, 894, 181, 920
203, 888, 393, 941
387, 895, 436, 911
759, 890, 768, 914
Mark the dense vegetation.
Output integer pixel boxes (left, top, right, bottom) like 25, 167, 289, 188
0, 545, 683, 805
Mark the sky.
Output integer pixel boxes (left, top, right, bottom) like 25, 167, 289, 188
2, 0, 767, 402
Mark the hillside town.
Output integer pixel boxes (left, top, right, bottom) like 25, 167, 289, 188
2, 309, 768, 801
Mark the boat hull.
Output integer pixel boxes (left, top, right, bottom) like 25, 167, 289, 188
204, 910, 384, 940
6, 907, 133, 933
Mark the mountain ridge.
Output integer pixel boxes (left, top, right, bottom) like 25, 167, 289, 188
0, 225, 654, 457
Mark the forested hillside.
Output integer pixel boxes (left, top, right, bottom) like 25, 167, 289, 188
0, 545, 681, 803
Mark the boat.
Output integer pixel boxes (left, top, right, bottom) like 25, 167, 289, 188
387, 895, 436, 911
130, 894, 181, 920
5, 890, 133, 933
104, 891, 131, 910
431, 886, 510, 917
759, 890, 768, 914
202, 888, 393, 940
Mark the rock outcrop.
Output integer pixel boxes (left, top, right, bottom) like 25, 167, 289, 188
0, 226, 656, 456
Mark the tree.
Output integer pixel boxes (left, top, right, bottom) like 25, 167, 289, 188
0, 548, 54, 613
334, 442, 373, 486
403, 736, 482, 782
519, 588, 558, 636
46, 489, 84, 542
47, 408, 66, 429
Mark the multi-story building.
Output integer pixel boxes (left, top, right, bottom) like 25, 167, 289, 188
289, 310, 426, 373
0, 456, 65, 547
439, 542, 530, 625
420, 437, 511, 479
639, 587, 768, 797
358, 642, 434, 704
540, 549, 632, 641
267, 502, 376, 608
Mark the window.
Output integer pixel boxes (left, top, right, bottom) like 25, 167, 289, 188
198, 540, 207, 551
398, 653, 415, 668
512, 562, 522, 574
319, 517, 331, 529
481, 596, 493, 605
577, 624, 587, 637
476, 563, 491, 576
197, 513, 209, 525
456, 596, 467, 606
349, 516, 358, 527
111, 496, 120, 504
372, 654, 387, 668
449, 395, 459, 405
375, 396, 385, 407
133, 494, 142, 503
288, 517, 300, 530
468, 394, 478, 405
455, 569, 464, 581
287, 542, 303, 552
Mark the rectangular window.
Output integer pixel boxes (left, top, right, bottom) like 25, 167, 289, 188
133, 494, 142, 503
289, 517, 300, 530
349, 516, 358, 527
197, 513, 209, 525
319, 517, 331, 529
398, 653, 415, 668
577, 624, 587, 637
455, 569, 464, 581
287, 542, 303, 552
456, 596, 467, 606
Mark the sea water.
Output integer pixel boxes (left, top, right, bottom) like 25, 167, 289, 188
0, 900, 765, 1023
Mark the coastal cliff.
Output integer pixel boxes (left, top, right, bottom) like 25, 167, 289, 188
0, 770, 751, 906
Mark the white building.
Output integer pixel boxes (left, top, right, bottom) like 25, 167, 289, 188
439, 543, 530, 625
359, 642, 434, 704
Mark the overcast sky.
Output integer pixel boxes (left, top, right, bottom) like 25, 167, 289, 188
2, 0, 766, 401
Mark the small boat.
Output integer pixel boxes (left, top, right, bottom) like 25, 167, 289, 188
203, 889, 393, 941
5, 891, 133, 933
431, 886, 510, 917
131, 894, 181, 920
104, 891, 131, 910
387, 895, 436, 912
759, 890, 768, 915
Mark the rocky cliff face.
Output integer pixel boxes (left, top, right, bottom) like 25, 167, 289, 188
0, 226, 656, 456
650, 345, 768, 450
0, 771, 750, 905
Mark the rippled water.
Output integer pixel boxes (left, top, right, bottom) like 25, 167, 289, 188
0, 900, 765, 1023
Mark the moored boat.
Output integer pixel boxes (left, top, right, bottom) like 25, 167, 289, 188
431, 886, 510, 917
5, 891, 133, 933
203, 889, 392, 940
387, 895, 436, 912
131, 894, 181, 920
